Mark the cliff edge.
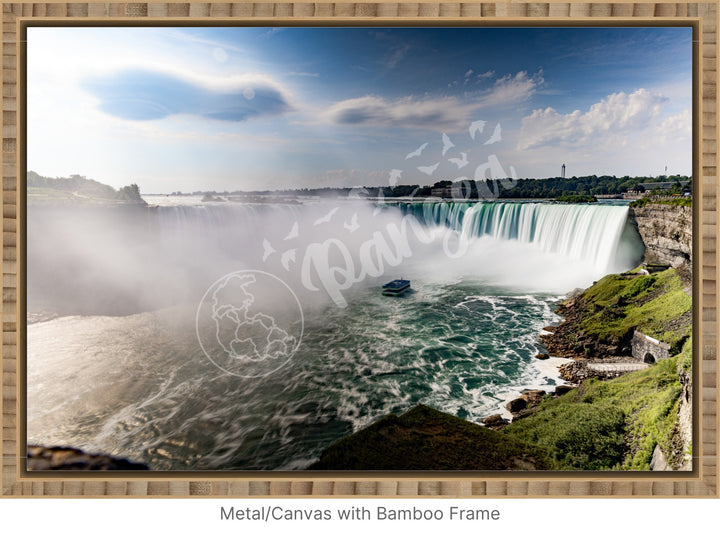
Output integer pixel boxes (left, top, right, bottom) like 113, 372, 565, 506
630, 203, 692, 282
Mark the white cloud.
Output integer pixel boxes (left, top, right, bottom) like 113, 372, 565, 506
82, 67, 295, 122
384, 44, 411, 69
510, 89, 690, 178
476, 70, 544, 108
160, 29, 245, 55
322, 70, 544, 131
288, 71, 320, 77
262, 28, 286, 38
517, 88, 668, 150
658, 108, 692, 142
321, 95, 476, 131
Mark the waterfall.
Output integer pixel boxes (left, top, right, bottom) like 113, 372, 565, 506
150, 200, 644, 282
142, 199, 644, 300
401, 201, 643, 272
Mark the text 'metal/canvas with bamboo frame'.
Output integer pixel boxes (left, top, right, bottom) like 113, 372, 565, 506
1, 1, 718, 497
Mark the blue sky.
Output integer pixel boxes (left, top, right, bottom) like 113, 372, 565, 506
27, 26, 692, 193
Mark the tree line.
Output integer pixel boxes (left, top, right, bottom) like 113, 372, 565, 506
269, 174, 691, 200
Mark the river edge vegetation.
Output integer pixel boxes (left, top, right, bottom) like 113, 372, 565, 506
581, 268, 691, 355
630, 196, 692, 208
503, 354, 689, 470
555, 193, 597, 203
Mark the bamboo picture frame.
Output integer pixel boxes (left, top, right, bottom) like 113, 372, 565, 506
1, 1, 717, 498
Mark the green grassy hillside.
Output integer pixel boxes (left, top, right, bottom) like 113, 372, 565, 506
503, 351, 689, 470
581, 268, 691, 353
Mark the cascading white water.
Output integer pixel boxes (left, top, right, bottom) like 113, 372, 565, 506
142, 200, 645, 301
401, 201, 643, 274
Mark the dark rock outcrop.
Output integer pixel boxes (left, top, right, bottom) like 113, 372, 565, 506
540, 295, 634, 361
505, 390, 547, 420
554, 384, 577, 396
27, 445, 149, 470
482, 414, 509, 430
309, 404, 551, 470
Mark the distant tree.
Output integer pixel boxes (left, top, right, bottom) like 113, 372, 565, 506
117, 183, 143, 202
666, 180, 684, 196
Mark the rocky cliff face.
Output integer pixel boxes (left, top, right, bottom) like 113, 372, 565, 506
649, 363, 692, 471
674, 364, 693, 468
630, 204, 692, 271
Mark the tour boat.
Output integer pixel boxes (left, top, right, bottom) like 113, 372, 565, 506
382, 279, 411, 296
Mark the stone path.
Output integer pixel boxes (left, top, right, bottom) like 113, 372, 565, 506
587, 362, 650, 373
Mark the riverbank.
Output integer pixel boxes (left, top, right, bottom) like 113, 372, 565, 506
541, 267, 691, 370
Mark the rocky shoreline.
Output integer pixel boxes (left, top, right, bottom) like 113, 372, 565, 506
27, 445, 149, 471
540, 294, 631, 361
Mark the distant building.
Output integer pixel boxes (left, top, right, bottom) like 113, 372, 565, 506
561, 164, 566, 179
622, 180, 691, 200
637, 181, 689, 192
431, 185, 453, 198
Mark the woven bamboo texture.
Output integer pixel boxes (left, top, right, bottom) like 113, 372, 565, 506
1, 1, 718, 497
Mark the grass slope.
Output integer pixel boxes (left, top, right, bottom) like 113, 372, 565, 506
503, 354, 687, 470
630, 197, 692, 208
580, 268, 691, 353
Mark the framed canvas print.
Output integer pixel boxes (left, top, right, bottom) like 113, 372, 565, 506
1, 1, 717, 498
